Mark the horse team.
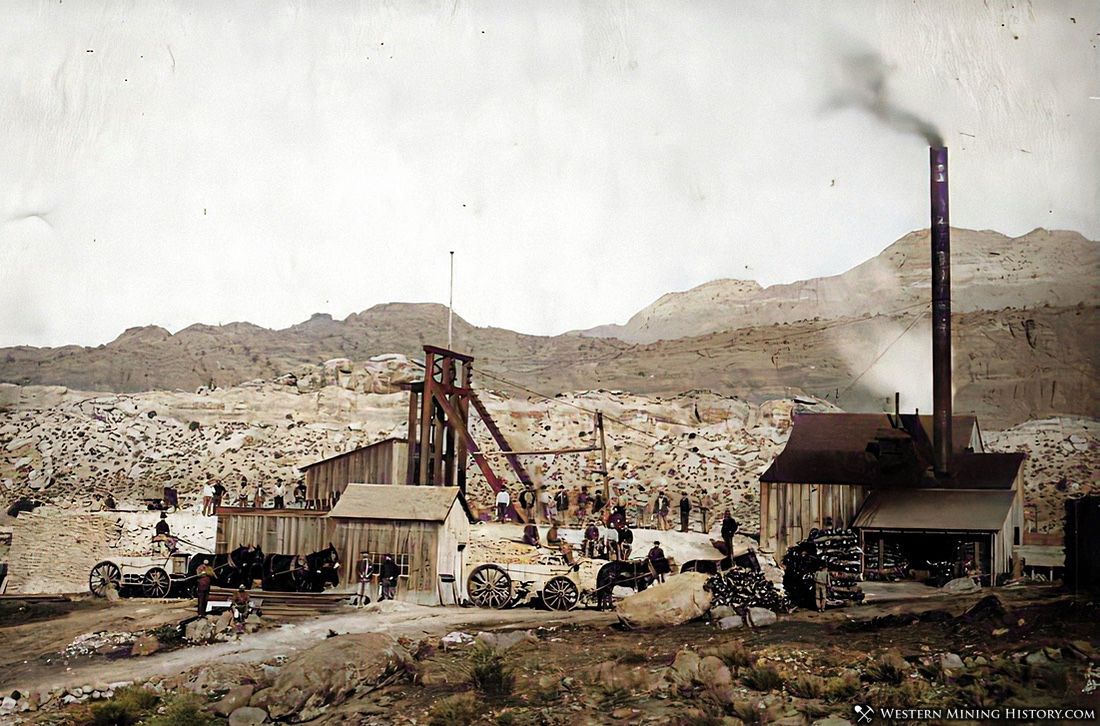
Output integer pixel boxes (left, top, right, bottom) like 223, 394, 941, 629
185, 544, 341, 593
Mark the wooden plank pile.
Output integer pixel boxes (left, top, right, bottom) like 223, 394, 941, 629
781, 527, 864, 608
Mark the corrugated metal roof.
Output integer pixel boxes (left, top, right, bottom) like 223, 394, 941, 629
326, 483, 461, 522
853, 489, 1016, 532
299, 438, 407, 472
758, 413, 1024, 488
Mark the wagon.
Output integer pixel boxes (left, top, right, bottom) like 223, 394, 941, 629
88, 552, 196, 598
465, 553, 633, 611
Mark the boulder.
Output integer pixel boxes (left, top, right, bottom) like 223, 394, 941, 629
215, 611, 234, 633
474, 630, 536, 652
229, 706, 268, 726
264, 633, 415, 722
943, 577, 980, 594
696, 656, 733, 690
939, 652, 964, 671
213, 685, 255, 717
185, 618, 214, 643
746, 607, 778, 628
718, 615, 745, 630
616, 573, 713, 629
130, 635, 159, 657
710, 605, 739, 620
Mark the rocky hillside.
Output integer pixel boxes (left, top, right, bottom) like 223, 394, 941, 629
578, 228, 1098, 343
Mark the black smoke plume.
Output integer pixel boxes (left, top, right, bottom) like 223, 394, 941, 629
827, 52, 944, 147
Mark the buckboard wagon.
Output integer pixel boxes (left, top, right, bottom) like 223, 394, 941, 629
88, 552, 196, 598
465, 553, 656, 611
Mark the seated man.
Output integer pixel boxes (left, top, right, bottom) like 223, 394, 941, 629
522, 523, 541, 547
545, 523, 562, 548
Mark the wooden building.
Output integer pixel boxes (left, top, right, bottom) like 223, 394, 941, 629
217, 484, 472, 604
300, 438, 408, 507
759, 412, 1026, 581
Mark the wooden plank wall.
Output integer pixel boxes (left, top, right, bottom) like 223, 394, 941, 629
305, 441, 409, 504
760, 482, 870, 555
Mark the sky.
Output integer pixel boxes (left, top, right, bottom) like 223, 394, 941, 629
1, 0, 1097, 348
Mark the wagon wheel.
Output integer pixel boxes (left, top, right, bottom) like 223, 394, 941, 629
542, 576, 579, 611
467, 564, 513, 609
89, 561, 121, 598
142, 567, 171, 598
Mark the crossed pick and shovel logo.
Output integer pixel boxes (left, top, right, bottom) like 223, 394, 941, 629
854, 704, 875, 723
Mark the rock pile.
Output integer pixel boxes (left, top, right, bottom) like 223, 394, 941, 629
781, 528, 865, 609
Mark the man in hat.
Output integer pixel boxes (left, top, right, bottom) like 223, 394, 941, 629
648, 541, 668, 583
495, 487, 511, 523
380, 554, 399, 601
678, 491, 692, 533
518, 484, 537, 524
813, 564, 831, 612
583, 520, 600, 558
356, 551, 373, 607
721, 510, 739, 556
194, 558, 215, 617
201, 478, 215, 517
231, 585, 251, 633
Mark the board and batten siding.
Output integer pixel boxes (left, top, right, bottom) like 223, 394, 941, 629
759, 482, 870, 555
304, 440, 409, 504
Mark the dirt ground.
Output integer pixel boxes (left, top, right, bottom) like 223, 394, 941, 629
4, 584, 1099, 725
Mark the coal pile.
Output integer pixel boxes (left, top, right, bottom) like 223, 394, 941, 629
864, 541, 909, 581
781, 528, 864, 608
705, 567, 792, 613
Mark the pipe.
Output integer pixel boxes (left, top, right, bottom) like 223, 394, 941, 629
930, 147, 952, 476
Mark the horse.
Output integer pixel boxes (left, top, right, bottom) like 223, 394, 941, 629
186, 544, 265, 592
263, 544, 341, 592
594, 559, 655, 610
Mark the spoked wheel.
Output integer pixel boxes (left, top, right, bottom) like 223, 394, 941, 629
89, 561, 121, 598
541, 576, 579, 611
467, 564, 513, 609
142, 567, 171, 598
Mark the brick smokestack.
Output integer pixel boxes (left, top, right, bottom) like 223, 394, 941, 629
930, 147, 952, 477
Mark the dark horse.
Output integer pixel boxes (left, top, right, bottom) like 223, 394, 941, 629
262, 544, 341, 592
594, 559, 655, 610
186, 545, 265, 592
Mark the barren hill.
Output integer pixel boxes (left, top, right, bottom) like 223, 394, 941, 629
577, 228, 1098, 343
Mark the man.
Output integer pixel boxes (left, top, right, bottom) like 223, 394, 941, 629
655, 489, 671, 531
554, 487, 570, 522
699, 491, 714, 533
231, 585, 251, 633
201, 479, 215, 517
356, 551, 373, 607
604, 523, 620, 561
194, 558, 215, 617
518, 485, 536, 523
293, 481, 307, 508
583, 521, 600, 558
591, 489, 605, 517
251, 480, 264, 509
648, 541, 668, 583
546, 523, 562, 548
236, 487, 249, 508
679, 492, 692, 533
813, 564, 831, 612
380, 554, 399, 601
575, 487, 589, 526
211, 481, 226, 512
721, 510, 739, 556
495, 487, 511, 523
618, 524, 633, 560
634, 486, 648, 528
539, 487, 554, 523
522, 522, 541, 547
272, 481, 286, 509
153, 512, 175, 555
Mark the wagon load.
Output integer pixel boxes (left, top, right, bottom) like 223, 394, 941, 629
705, 567, 792, 613
781, 527, 864, 608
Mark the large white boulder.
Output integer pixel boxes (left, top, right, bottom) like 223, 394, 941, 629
616, 572, 713, 629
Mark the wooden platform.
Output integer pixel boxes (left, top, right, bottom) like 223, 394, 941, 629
208, 587, 349, 620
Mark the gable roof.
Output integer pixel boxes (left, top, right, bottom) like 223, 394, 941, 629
853, 489, 1016, 532
299, 438, 407, 472
759, 413, 984, 487
325, 483, 471, 522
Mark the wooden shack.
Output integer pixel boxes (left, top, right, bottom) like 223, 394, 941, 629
300, 438, 408, 507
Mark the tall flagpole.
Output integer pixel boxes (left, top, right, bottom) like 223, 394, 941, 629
448, 251, 454, 349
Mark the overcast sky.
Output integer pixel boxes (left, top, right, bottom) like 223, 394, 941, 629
1, 0, 1097, 348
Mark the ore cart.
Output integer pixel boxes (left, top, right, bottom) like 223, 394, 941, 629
465, 553, 605, 611
88, 552, 195, 598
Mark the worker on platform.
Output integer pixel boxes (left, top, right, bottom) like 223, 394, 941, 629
813, 564, 831, 612
211, 480, 226, 511
272, 481, 286, 509
152, 512, 176, 555
539, 487, 554, 523
554, 487, 570, 523
495, 487, 511, 523
380, 554, 399, 601
617, 523, 633, 560
518, 485, 537, 523
655, 489, 671, 531
699, 490, 714, 533
604, 522, 620, 561
293, 481, 307, 508
583, 520, 600, 558
194, 558, 215, 617
201, 478, 215, 517
678, 492, 692, 533
575, 487, 589, 526
356, 551, 373, 607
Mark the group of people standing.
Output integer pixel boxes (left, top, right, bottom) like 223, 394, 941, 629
201, 476, 308, 516
497, 481, 728, 536
355, 551, 401, 606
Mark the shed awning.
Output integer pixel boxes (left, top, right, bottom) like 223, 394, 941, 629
326, 483, 462, 522
853, 489, 1015, 532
